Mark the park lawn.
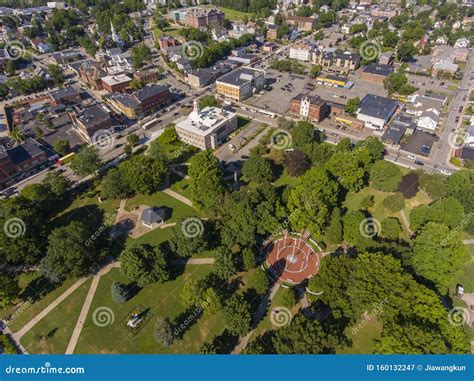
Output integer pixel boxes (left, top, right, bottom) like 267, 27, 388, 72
250, 284, 300, 340
152, 28, 181, 40
273, 169, 299, 188
5, 275, 80, 333
124, 191, 196, 222
52, 187, 120, 231
402, 189, 432, 218
212, 6, 253, 21
337, 317, 383, 354
20, 278, 92, 354
73, 265, 221, 354
125, 225, 174, 248
449, 244, 474, 294
344, 187, 409, 239
169, 174, 192, 199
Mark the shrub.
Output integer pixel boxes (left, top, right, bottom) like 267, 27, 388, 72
280, 287, 299, 308
381, 217, 402, 240
154, 316, 174, 347
360, 194, 374, 209
111, 281, 129, 303
382, 193, 405, 212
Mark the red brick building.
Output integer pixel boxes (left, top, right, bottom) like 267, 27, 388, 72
286, 15, 315, 32
185, 8, 225, 28
289, 94, 329, 123
158, 36, 179, 51
70, 105, 113, 143
101, 74, 132, 93
78, 61, 106, 91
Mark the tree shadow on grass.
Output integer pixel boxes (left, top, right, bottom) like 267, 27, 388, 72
172, 307, 203, 340
51, 204, 105, 233
209, 329, 239, 354
19, 275, 58, 302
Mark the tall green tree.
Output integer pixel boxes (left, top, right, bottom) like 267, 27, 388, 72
120, 245, 170, 287
188, 151, 224, 213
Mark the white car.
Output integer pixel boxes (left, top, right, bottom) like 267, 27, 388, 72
228, 144, 236, 151
440, 169, 451, 176
408, 154, 416, 160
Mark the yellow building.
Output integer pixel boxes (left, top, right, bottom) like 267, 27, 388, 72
215, 67, 265, 101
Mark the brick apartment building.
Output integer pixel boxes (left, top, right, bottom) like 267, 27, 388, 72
70, 105, 113, 143
185, 8, 225, 28
0, 138, 53, 188
289, 94, 330, 123
101, 74, 132, 93
78, 61, 106, 91
107, 84, 171, 119
286, 15, 315, 32
49, 87, 82, 106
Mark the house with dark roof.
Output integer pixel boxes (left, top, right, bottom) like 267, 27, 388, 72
382, 114, 415, 145
49, 87, 82, 106
357, 94, 398, 130
360, 64, 394, 83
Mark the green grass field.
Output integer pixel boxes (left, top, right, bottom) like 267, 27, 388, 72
124, 191, 195, 221
3, 275, 79, 333
74, 266, 222, 354
20, 279, 92, 354
337, 317, 383, 354
213, 6, 253, 21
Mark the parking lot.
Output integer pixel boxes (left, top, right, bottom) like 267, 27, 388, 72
246, 69, 311, 114
246, 68, 389, 115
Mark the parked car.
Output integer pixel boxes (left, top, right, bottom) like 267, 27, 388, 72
228, 144, 236, 151
408, 154, 416, 160
414, 160, 424, 166
440, 169, 451, 176
455, 116, 460, 123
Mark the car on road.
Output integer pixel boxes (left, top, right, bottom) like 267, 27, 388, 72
455, 116, 460, 123
440, 169, 451, 176
408, 154, 417, 160
228, 144, 236, 151
459, 106, 463, 112
414, 160, 424, 166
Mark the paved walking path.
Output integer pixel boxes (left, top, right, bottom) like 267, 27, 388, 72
1, 325, 28, 354
463, 239, 474, 245
65, 262, 119, 354
232, 282, 281, 354
12, 277, 90, 342
163, 188, 193, 207
399, 210, 413, 236
170, 258, 215, 265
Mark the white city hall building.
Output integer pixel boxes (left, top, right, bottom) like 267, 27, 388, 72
175, 100, 238, 150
